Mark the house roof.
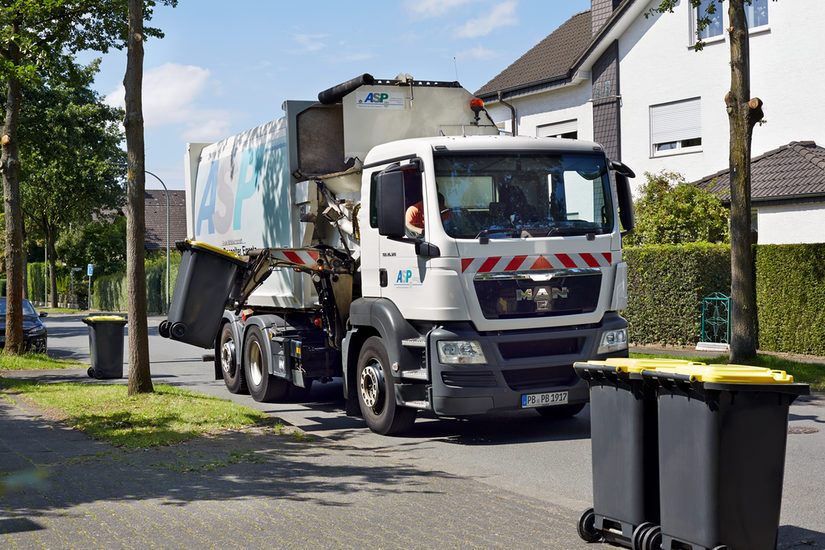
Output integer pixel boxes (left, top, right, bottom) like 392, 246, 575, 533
475, 0, 642, 101
475, 10, 592, 98
694, 141, 825, 203
144, 189, 188, 250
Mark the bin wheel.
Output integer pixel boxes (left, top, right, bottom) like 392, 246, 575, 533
243, 325, 289, 402
87, 367, 95, 378
356, 336, 417, 435
158, 320, 171, 338
170, 322, 186, 339
218, 323, 247, 394
576, 508, 602, 543
537, 402, 586, 419
632, 522, 654, 550
641, 525, 662, 550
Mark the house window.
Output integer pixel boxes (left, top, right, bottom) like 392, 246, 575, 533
650, 98, 702, 157
693, 0, 724, 40
537, 119, 578, 140
745, 0, 769, 28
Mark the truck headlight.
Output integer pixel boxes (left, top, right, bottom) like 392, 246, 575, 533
598, 328, 627, 354
437, 340, 487, 365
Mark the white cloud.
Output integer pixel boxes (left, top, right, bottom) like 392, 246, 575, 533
105, 63, 233, 141
456, 46, 497, 60
293, 33, 328, 52
180, 115, 233, 142
456, 1, 518, 38
405, 0, 473, 18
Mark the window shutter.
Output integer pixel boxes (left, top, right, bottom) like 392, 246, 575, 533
650, 98, 701, 143
537, 119, 578, 138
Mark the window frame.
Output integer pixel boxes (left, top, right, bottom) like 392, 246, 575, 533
689, 0, 770, 48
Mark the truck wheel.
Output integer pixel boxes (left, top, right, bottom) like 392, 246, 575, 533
356, 336, 416, 435
244, 325, 288, 402
536, 402, 586, 419
218, 323, 247, 394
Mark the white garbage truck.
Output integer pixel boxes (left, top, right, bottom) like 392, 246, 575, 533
161, 73, 636, 435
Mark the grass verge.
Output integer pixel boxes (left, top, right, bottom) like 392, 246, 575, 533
630, 352, 825, 391
0, 353, 84, 371
0, 379, 270, 448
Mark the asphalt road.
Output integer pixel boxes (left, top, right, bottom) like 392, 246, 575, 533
43, 313, 825, 546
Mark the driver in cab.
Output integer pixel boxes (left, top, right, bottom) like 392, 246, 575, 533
405, 192, 451, 237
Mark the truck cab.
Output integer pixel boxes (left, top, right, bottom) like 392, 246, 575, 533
345, 134, 633, 433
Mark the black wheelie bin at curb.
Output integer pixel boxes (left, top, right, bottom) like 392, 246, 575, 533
160, 240, 247, 348
83, 315, 127, 379
641, 364, 809, 550
574, 358, 705, 549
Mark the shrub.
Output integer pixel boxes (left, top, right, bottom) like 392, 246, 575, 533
624, 243, 731, 345
755, 244, 825, 355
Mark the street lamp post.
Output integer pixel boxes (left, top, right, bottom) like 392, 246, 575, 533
144, 170, 170, 315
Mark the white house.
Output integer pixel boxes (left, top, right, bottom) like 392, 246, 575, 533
476, 0, 825, 244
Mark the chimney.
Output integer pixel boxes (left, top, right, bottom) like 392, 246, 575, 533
591, 0, 623, 36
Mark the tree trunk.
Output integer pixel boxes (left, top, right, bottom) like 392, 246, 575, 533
1, 23, 25, 355
726, 1, 762, 362
47, 226, 58, 308
124, 0, 153, 395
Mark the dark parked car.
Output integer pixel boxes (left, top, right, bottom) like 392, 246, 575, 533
0, 298, 48, 352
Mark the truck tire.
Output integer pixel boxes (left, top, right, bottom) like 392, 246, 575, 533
244, 325, 289, 402
218, 323, 247, 394
356, 336, 416, 435
536, 402, 586, 419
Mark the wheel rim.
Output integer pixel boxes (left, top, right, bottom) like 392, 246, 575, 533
220, 339, 236, 375
248, 339, 264, 386
360, 359, 385, 413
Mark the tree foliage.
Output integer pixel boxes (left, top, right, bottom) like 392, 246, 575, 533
626, 171, 729, 246
56, 215, 127, 278
17, 61, 126, 306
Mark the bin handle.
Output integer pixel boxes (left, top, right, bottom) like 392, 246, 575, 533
640, 369, 696, 383
573, 363, 621, 381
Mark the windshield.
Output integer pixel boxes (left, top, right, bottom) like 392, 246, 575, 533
434, 152, 613, 239
0, 299, 37, 316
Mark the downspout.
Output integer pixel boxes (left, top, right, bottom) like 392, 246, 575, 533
497, 91, 517, 137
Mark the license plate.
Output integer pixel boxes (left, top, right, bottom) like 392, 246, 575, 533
522, 391, 569, 408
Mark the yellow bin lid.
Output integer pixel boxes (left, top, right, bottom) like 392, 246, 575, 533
84, 315, 126, 322
186, 240, 245, 262
645, 363, 794, 384
576, 358, 705, 375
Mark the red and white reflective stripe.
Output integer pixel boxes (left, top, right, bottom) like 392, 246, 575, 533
270, 249, 320, 268
461, 252, 613, 274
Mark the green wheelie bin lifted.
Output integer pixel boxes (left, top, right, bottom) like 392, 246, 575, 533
160, 240, 247, 349
641, 364, 809, 550
574, 358, 704, 549
83, 315, 127, 379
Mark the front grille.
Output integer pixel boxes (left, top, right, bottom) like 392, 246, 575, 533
498, 336, 583, 360
473, 269, 602, 319
441, 370, 498, 387
503, 366, 577, 391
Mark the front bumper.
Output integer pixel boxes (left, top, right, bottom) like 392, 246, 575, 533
428, 313, 628, 417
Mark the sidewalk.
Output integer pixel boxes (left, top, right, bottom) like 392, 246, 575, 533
0, 370, 592, 549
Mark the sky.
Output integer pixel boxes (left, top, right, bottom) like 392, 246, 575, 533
80, 0, 591, 190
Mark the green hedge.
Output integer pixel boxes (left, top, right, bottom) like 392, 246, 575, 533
93, 252, 181, 314
755, 244, 825, 355
624, 243, 731, 345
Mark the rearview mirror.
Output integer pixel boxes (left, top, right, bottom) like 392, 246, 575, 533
376, 167, 407, 238
615, 172, 635, 235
